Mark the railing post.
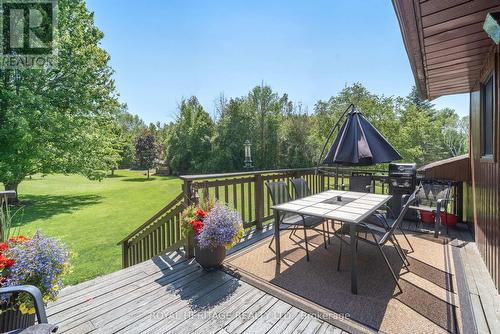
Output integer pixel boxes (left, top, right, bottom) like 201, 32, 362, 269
183, 179, 196, 258
122, 241, 129, 268
254, 173, 264, 230
456, 182, 464, 223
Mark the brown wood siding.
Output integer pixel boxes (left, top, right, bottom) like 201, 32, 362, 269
419, 155, 470, 182
470, 47, 500, 290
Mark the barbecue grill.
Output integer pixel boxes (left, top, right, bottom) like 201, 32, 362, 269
388, 163, 417, 216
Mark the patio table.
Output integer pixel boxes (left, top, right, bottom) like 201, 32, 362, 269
271, 189, 392, 294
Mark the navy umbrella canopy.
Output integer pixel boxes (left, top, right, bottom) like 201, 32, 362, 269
322, 107, 402, 166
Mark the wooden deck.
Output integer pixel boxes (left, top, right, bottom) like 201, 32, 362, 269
47, 225, 344, 334
46, 222, 499, 334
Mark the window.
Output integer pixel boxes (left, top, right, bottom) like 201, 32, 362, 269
482, 75, 494, 158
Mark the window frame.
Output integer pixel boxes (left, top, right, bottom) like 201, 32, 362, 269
480, 71, 496, 162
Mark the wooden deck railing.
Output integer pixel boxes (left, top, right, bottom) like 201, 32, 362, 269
117, 192, 186, 267
118, 167, 392, 267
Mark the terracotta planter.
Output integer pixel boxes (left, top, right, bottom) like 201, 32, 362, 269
194, 244, 226, 270
0, 299, 35, 332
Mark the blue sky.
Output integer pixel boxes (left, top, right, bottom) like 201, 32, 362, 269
86, 0, 469, 124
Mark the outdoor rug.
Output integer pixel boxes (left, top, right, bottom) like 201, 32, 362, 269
224, 227, 460, 334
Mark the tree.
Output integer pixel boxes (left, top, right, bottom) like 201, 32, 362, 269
135, 131, 160, 178
407, 86, 434, 111
243, 84, 286, 169
167, 97, 214, 174
442, 114, 469, 157
115, 104, 147, 169
278, 107, 317, 168
0, 0, 120, 201
162, 83, 466, 175
210, 98, 253, 172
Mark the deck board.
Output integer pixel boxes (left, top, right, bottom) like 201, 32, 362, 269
166, 282, 262, 334
65, 268, 206, 333
95, 270, 233, 333
47, 228, 342, 334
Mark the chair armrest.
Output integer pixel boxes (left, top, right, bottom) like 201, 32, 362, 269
402, 194, 410, 205
373, 213, 390, 229
0, 285, 48, 324
357, 222, 382, 242
378, 204, 395, 219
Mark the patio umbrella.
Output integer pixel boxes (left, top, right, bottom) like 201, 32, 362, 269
320, 105, 402, 166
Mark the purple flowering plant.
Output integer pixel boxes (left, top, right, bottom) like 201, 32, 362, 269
195, 202, 244, 250
1, 231, 70, 314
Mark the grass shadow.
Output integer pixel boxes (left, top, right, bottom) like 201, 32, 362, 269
106, 174, 126, 179
13, 194, 103, 226
121, 178, 156, 182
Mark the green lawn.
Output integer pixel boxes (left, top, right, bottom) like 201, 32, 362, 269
7, 170, 182, 286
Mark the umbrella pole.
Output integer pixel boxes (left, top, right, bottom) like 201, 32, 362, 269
335, 165, 339, 190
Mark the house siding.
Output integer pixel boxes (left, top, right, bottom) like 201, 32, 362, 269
470, 46, 500, 290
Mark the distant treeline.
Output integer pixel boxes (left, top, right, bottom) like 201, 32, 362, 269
116, 83, 469, 175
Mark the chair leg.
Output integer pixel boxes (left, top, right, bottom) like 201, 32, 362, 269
397, 226, 414, 253
322, 222, 328, 249
288, 226, 296, 241
268, 235, 275, 249
326, 220, 331, 245
391, 238, 409, 271
303, 224, 310, 261
392, 233, 410, 265
377, 244, 402, 293
337, 236, 343, 271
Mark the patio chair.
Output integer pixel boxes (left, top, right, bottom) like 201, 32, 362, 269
342, 175, 373, 193
334, 186, 421, 292
339, 175, 415, 251
0, 285, 58, 334
290, 178, 311, 199
409, 180, 453, 236
290, 178, 332, 244
267, 181, 328, 261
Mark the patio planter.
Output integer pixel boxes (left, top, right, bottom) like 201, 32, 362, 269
420, 210, 435, 224
440, 212, 458, 226
0, 297, 35, 332
419, 211, 458, 226
194, 244, 226, 270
